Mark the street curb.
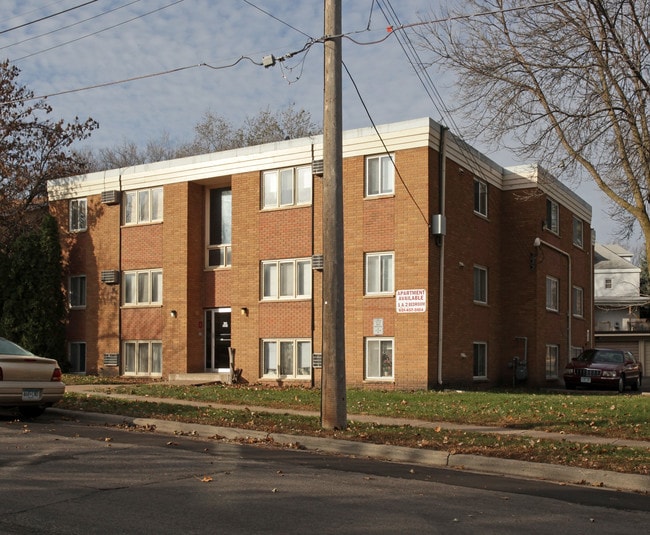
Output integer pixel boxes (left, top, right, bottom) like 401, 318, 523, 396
49, 408, 650, 494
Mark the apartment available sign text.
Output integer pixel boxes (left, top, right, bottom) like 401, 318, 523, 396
396, 289, 426, 313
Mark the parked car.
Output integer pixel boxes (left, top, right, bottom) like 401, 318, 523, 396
563, 348, 643, 393
0, 337, 65, 418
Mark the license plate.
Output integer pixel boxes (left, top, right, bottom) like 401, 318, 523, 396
22, 389, 42, 401
580, 376, 591, 384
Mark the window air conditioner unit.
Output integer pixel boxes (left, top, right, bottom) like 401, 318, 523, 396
312, 159, 324, 176
100, 270, 120, 285
101, 190, 120, 204
312, 254, 324, 270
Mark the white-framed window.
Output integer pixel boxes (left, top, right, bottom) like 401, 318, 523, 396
546, 276, 559, 311
474, 178, 488, 217
365, 338, 394, 380
473, 265, 488, 304
261, 339, 311, 379
207, 188, 232, 268
365, 154, 394, 197
546, 198, 559, 234
123, 269, 162, 306
262, 258, 311, 300
473, 342, 487, 379
365, 252, 394, 295
69, 275, 86, 308
262, 166, 312, 209
572, 216, 583, 248
124, 187, 163, 225
546, 344, 559, 379
69, 342, 86, 373
69, 198, 87, 232
123, 340, 162, 376
572, 286, 584, 317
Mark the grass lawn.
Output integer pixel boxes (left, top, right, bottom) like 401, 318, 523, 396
59, 376, 650, 475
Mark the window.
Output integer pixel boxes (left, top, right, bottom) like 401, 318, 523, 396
262, 259, 311, 300
124, 187, 163, 225
69, 342, 86, 373
572, 286, 584, 317
69, 198, 87, 232
207, 188, 232, 268
124, 341, 162, 376
262, 166, 312, 209
546, 276, 559, 311
123, 269, 162, 306
262, 339, 311, 379
474, 178, 488, 216
572, 216, 583, 248
365, 154, 394, 197
605, 278, 612, 289
473, 266, 488, 304
365, 252, 394, 295
365, 338, 394, 379
545, 198, 559, 234
546, 345, 559, 379
69, 275, 86, 308
473, 342, 487, 379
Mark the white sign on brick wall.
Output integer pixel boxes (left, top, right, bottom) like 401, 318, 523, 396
396, 289, 426, 313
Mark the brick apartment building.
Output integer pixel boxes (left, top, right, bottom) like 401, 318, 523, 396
47, 117, 593, 389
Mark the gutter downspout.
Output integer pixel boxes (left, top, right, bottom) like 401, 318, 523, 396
437, 125, 447, 386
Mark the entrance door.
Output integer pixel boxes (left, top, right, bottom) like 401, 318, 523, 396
205, 308, 231, 372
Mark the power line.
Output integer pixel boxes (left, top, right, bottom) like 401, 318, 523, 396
0, 0, 143, 53
0, 0, 98, 36
10, 0, 185, 63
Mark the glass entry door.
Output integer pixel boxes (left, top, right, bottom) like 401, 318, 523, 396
205, 308, 231, 372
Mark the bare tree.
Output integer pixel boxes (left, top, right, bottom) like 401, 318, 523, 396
416, 0, 650, 258
0, 61, 97, 250
178, 103, 320, 156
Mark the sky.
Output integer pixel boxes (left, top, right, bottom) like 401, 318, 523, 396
1, 0, 636, 248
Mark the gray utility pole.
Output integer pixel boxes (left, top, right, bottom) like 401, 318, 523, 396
321, 0, 346, 430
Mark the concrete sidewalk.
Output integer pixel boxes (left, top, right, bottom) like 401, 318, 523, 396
58, 384, 650, 494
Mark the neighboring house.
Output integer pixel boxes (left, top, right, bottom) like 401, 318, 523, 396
594, 243, 650, 374
47, 117, 593, 389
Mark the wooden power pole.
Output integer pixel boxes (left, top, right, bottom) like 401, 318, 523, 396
321, 0, 346, 430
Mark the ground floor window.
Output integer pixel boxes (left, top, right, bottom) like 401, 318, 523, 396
262, 339, 311, 379
473, 342, 487, 379
69, 342, 86, 373
546, 345, 559, 379
365, 338, 394, 380
124, 340, 162, 376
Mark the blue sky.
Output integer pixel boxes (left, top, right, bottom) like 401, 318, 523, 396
1, 0, 632, 246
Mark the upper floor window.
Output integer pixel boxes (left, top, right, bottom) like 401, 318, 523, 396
69, 275, 86, 308
365, 154, 394, 197
474, 178, 488, 217
572, 286, 584, 317
207, 188, 232, 268
123, 269, 162, 306
262, 258, 312, 300
69, 198, 87, 232
572, 216, 583, 248
262, 166, 312, 209
546, 276, 559, 311
546, 198, 559, 234
365, 252, 394, 295
124, 187, 163, 225
473, 265, 488, 304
